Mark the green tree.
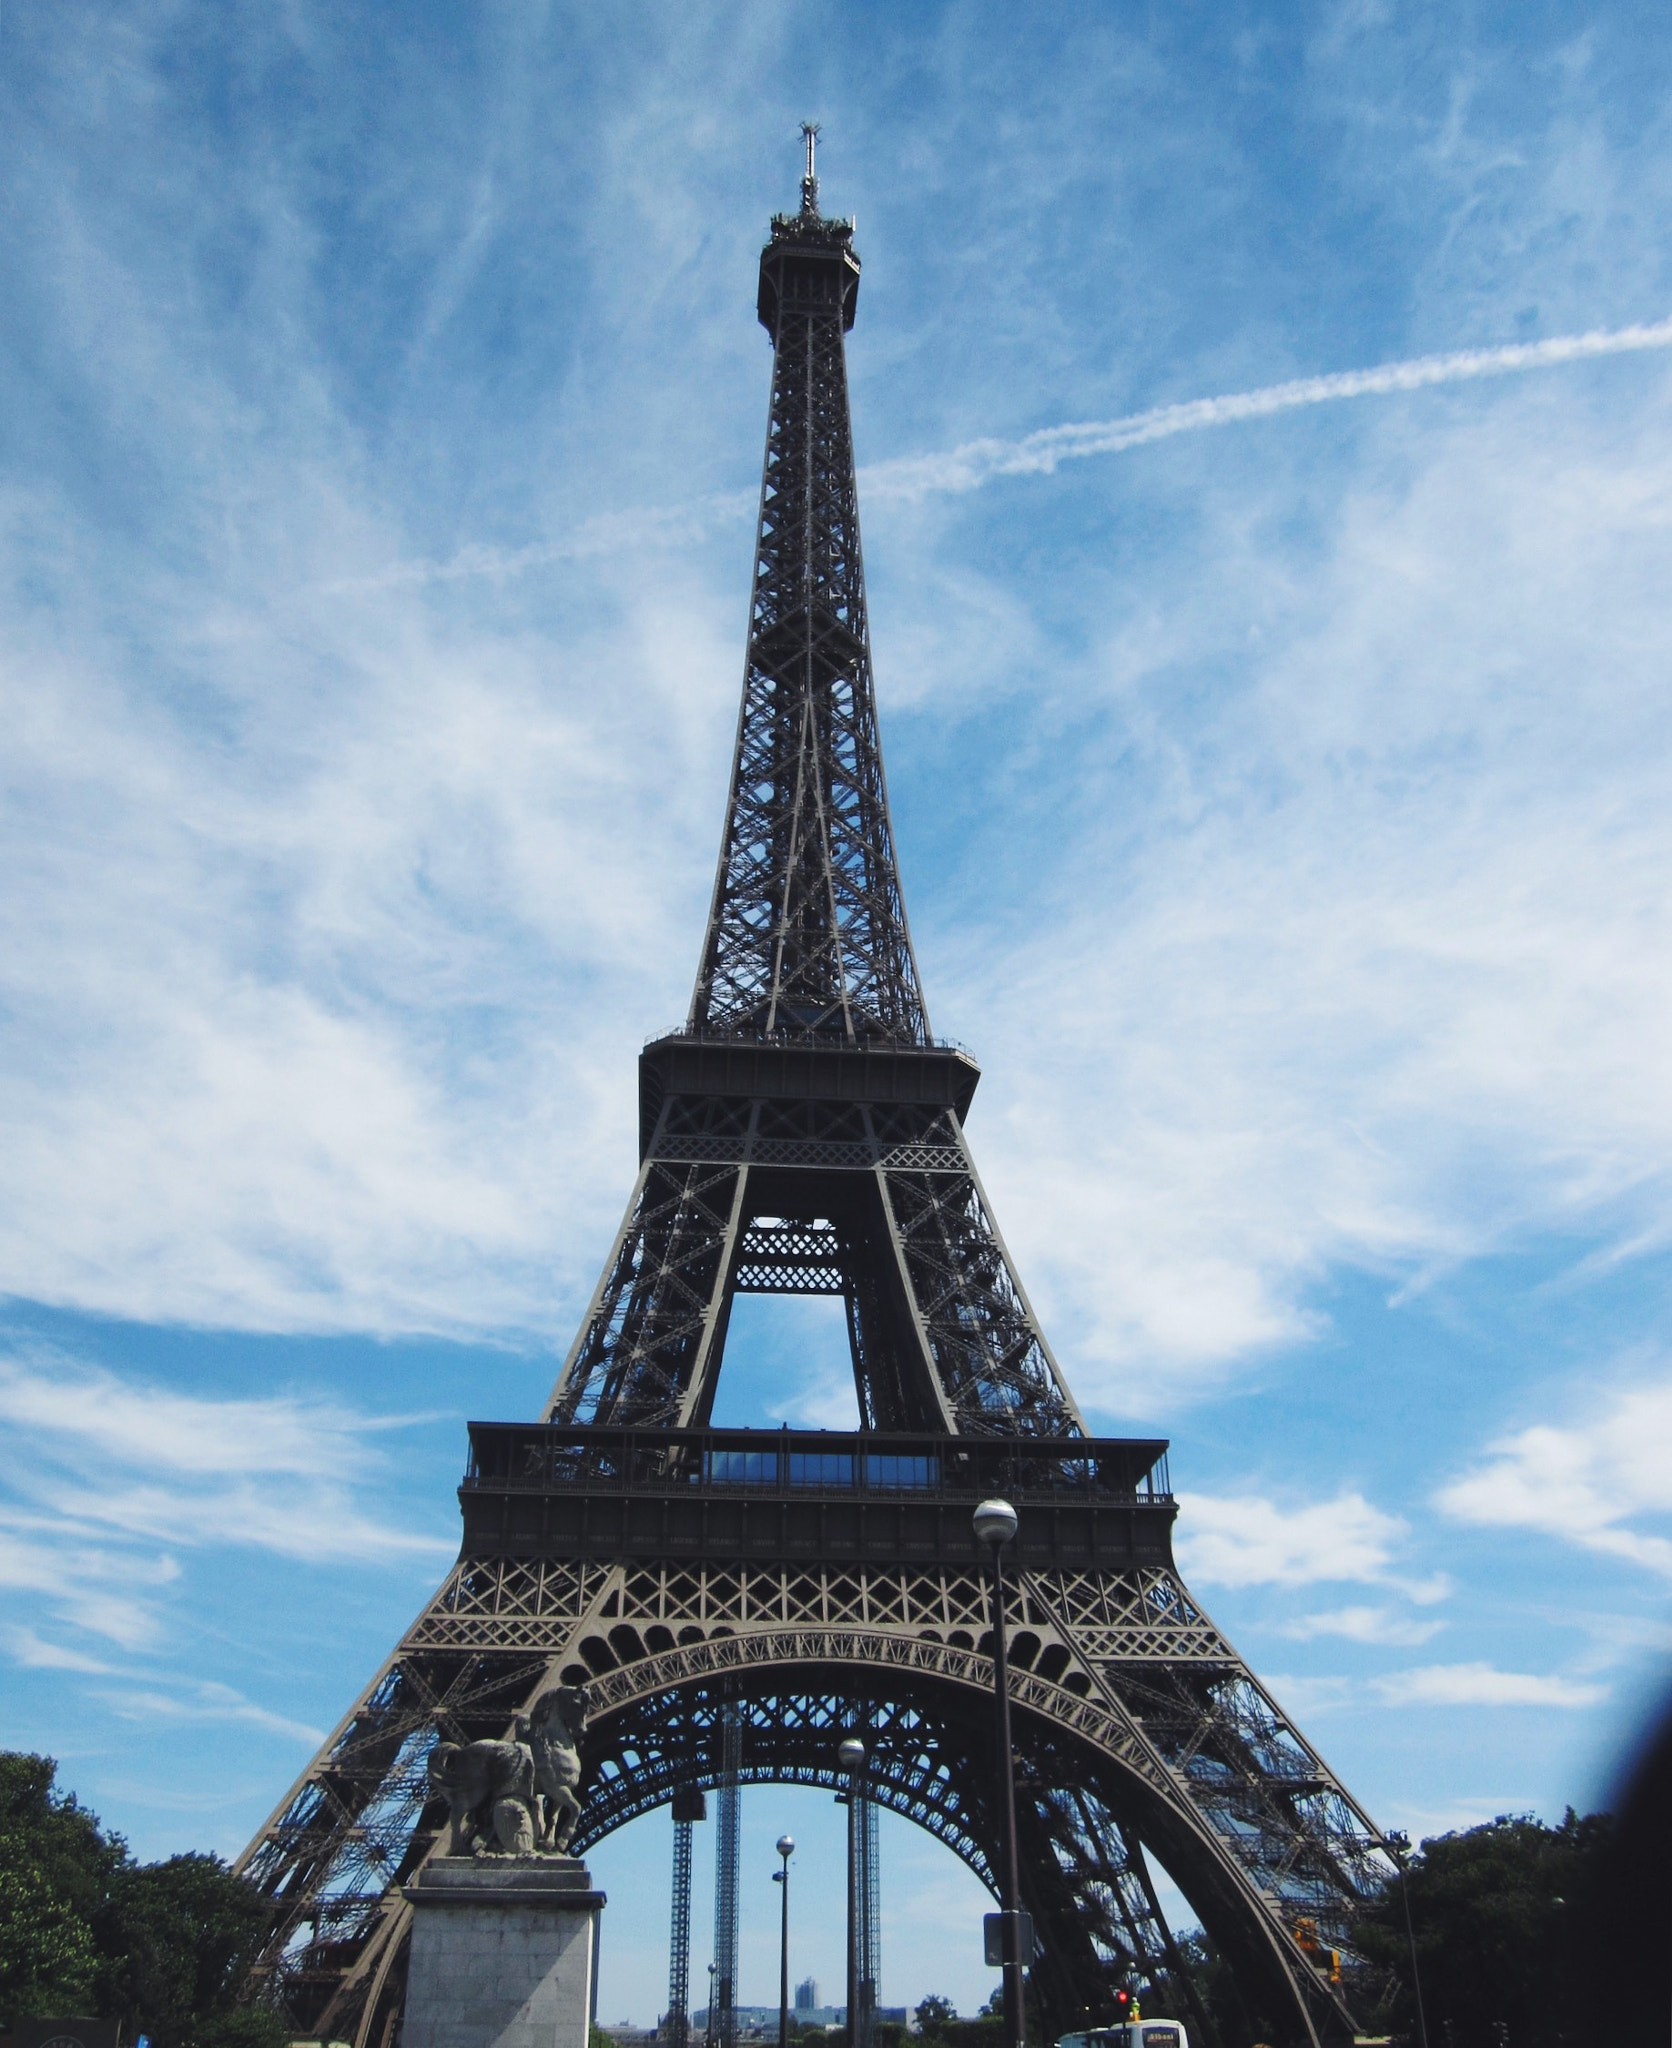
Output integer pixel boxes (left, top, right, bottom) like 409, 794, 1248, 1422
1172, 1930, 1251, 2048
938, 2021, 1003, 2048
0, 1752, 127, 2020
0, 1754, 285, 2048
915, 1998, 958, 2037
1355, 1810, 1609, 2048
95, 1853, 284, 2048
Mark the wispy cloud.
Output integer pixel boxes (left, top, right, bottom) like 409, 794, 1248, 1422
1262, 1662, 1607, 1712
0, 1356, 431, 1478
864, 319, 1672, 501
0, 1520, 180, 1651
1372, 1663, 1607, 1709
350, 318, 1672, 589
956, 370, 1672, 1406
94, 1680, 325, 1748
1280, 1606, 1446, 1647
0, 1352, 452, 1655
1258, 1674, 1355, 1718
1438, 1377, 1672, 1577
1175, 1490, 1446, 1600
4, 1626, 125, 1675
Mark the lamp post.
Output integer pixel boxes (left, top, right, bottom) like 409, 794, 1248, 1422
974, 1497, 1025, 2048
1385, 1832, 1430, 2048
774, 1833, 796, 2048
837, 1738, 866, 2048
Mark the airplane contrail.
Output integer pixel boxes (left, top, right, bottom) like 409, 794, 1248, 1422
336, 316, 1672, 591
859, 316, 1672, 503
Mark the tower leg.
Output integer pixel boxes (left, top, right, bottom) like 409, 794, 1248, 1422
713, 1705, 742, 2048
855, 1789, 878, 2048
668, 1814, 693, 2048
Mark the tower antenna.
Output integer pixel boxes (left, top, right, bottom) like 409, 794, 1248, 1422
800, 120, 821, 214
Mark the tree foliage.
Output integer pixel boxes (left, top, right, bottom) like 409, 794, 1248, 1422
1354, 1810, 1610, 2048
1172, 1931, 1250, 2048
910, 1993, 1007, 2048
0, 1753, 287, 2048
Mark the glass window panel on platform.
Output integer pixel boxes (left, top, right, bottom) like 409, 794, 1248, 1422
705, 1450, 778, 1487
863, 1454, 937, 1490
788, 1452, 855, 1487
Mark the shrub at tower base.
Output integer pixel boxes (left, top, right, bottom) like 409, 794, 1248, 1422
0, 1753, 287, 2048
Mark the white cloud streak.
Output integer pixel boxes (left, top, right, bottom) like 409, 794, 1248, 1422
862, 318, 1672, 501
1280, 1606, 1446, 1647
1372, 1663, 1606, 1709
370, 317, 1672, 589
94, 1680, 325, 1748
0, 1525, 179, 1651
1175, 1490, 1437, 1593
0, 1357, 429, 1479
0, 1351, 452, 1657
4, 1625, 124, 1674
1438, 1377, 1672, 1577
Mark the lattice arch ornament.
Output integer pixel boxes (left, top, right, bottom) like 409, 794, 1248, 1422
234, 147, 1397, 2048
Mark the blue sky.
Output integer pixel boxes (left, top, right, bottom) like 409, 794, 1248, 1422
5, 0, 1672, 2022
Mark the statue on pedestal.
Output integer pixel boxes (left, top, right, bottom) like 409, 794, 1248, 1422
429, 1686, 588, 1857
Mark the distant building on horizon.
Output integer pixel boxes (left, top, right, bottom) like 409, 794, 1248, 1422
795, 1980, 819, 2014
689, 2008, 906, 2037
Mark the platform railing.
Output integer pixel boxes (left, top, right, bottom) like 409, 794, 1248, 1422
463, 1423, 1171, 1506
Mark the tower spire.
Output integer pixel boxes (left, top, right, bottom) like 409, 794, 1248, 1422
692, 135, 926, 1046
800, 120, 821, 215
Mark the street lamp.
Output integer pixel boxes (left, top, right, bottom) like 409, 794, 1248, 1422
774, 1833, 796, 2048
1385, 1832, 1430, 2048
837, 1739, 867, 2048
974, 1498, 1026, 2048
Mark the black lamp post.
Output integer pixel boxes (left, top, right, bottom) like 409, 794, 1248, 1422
974, 1497, 1025, 2048
774, 1833, 795, 2048
837, 1738, 866, 2048
1385, 1831, 1430, 2048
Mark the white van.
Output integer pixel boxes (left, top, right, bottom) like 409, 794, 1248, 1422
1057, 2025, 1186, 2048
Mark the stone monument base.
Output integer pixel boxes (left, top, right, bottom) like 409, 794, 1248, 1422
404, 1857, 605, 2048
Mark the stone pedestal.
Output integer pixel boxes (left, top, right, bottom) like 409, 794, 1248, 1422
404, 1857, 605, 2048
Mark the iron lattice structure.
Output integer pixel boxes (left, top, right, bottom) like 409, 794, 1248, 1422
711, 1705, 742, 2048
236, 142, 1395, 2048
666, 1788, 702, 2048
850, 1779, 879, 2048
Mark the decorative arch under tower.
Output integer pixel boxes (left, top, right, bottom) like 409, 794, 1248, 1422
235, 137, 1396, 2048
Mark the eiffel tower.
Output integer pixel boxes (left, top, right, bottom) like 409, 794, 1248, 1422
236, 132, 1394, 2048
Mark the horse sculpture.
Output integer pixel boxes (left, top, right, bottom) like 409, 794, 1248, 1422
428, 1685, 588, 1857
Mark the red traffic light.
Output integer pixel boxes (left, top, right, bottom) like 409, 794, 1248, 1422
1114, 1992, 1133, 2014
